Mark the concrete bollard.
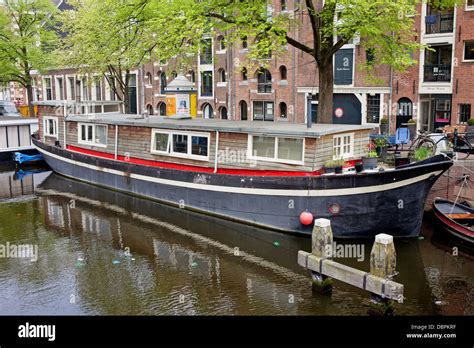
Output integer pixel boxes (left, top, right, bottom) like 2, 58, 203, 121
310, 218, 333, 293
369, 233, 397, 315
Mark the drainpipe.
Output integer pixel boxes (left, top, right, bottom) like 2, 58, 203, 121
114, 125, 119, 160
214, 130, 219, 173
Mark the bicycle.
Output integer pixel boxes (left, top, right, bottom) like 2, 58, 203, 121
409, 129, 473, 161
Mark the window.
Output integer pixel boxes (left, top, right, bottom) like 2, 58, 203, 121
367, 94, 381, 123
464, 41, 474, 61
56, 77, 64, 100
333, 133, 354, 160
145, 72, 152, 84
220, 106, 228, 120
217, 35, 226, 51
218, 68, 226, 83
249, 136, 304, 164
43, 117, 58, 138
79, 123, 107, 147
202, 103, 214, 119
158, 102, 167, 116
253, 101, 274, 121
281, 0, 287, 11
242, 67, 248, 81
160, 72, 167, 94
468, 0, 474, 8
95, 78, 102, 101
257, 69, 272, 93
279, 66, 287, 80
44, 78, 52, 101
200, 38, 213, 64
366, 48, 375, 65
459, 104, 471, 123
188, 70, 195, 83
108, 77, 116, 101
242, 36, 248, 49
146, 104, 154, 115
240, 100, 248, 121
201, 71, 213, 96
68, 77, 75, 101
151, 130, 210, 161
279, 102, 288, 119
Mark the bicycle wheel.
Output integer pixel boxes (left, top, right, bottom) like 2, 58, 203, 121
410, 138, 436, 161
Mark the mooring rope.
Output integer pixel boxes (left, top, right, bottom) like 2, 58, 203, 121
449, 176, 469, 214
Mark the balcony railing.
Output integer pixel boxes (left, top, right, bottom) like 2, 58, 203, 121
423, 64, 451, 82
425, 13, 454, 34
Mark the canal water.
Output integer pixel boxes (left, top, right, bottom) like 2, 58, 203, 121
0, 163, 472, 315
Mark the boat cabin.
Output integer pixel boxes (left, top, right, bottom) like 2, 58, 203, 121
34, 100, 375, 173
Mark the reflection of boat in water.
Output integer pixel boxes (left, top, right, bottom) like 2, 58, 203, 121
433, 198, 474, 245
0, 163, 50, 201
36, 172, 439, 315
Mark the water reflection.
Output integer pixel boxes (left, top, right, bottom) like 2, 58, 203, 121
0, 169, 472, 315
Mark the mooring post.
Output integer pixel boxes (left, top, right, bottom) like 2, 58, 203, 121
369, 233, 397, 315
310, 218, 333, 293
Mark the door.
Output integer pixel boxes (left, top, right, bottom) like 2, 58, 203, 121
420, 100, 431, 131
332, 94, 361, 125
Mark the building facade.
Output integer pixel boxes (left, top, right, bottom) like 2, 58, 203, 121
7, 0, 474, 132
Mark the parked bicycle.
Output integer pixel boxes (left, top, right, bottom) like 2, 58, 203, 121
409, 129, 473, 160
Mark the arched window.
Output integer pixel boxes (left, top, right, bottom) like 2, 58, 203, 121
279, 102, 287, 118
146, 104, 154, 115
217, 35, 226, 51
281, 0, 287, 11
145, 72, 152, 85
220, 106, 228, 120
398, 98, 413, 117
202, 103, 214, 119
241, 36, 248, 49
188, 70, 195, 83
157, 102, 166, 116
240, 100, 248, 121
256, 68, 272, 93
218, 68, 226, 82
160, 72, 167, 94
241, 67, 248, 81
279, 65, 287, 80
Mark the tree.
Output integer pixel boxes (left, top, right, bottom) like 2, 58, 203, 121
0, 0, 59, 117
138, 0, 459, 123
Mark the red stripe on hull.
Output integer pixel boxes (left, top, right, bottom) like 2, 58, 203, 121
66, 145, 325, 177
433, 210, 474, 238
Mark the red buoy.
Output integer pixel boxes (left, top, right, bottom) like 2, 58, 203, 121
299, 211, 314, 225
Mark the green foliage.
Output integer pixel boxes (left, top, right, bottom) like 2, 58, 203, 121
373, 136, 388, 148
414, 147, 430, 161
0, 0, 59, 87
324, 159, 345, 168
407, 119, 416, 124
380, 117, 389, 124
467, 118, 474, 126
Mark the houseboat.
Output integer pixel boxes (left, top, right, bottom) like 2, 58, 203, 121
31, 84, 452, 239
0, 102, 38, 161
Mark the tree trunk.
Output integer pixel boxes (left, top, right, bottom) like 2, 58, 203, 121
26, 83, 35, 118
317, 58, 334, 124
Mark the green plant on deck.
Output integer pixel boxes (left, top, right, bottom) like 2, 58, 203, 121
414, 147, 430, 161
380, 117, 389, 125
467, 118, 474, 126
324, 159, 345, 168
364, 143, 378, 158
373, 136, 389, 148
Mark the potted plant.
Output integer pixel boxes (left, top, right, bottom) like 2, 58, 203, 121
324, 159, 345, 174
414, 147, 430, 162
407, 119, 417, 141
362, 144, 378, 169
380, 117, 389, 135
373, 137, 388, 162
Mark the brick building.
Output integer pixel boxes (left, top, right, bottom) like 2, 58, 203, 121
9, 0, 474, 132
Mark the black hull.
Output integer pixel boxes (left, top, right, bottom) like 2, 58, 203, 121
32, 138, 453, 238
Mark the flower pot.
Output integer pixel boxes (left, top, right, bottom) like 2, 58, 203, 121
407, 124, 416, 141
335, 166, 343, 174
362, 156, 377, 170
466, 125, 474, 142
355, 162, 364, 173
380, 124, 388, 135
324, 167, 336, 174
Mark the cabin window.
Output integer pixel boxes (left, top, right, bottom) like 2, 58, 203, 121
78, 123, 107, 147
151, 130, 210, 161
43, 117, 58, 138
249, 135, 304, 165
333, 133, 354, 160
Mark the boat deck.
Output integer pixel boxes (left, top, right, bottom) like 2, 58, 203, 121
0, 116, 38, 125
66, 113, 375, 137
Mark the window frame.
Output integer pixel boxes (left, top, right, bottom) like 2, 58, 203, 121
150, 129, 210, 161
78, 123, 108, 148
248, 135, 305, 165
463, 41, 474, 62
43, 116, 58, 138
332, 133, 355, 160
466, 0, 474, 11
459, 103, 471, 123
253, 101, 275, 121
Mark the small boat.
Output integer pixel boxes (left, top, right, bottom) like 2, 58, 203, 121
13, 152, 44, 165
432, 198, 474, 244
